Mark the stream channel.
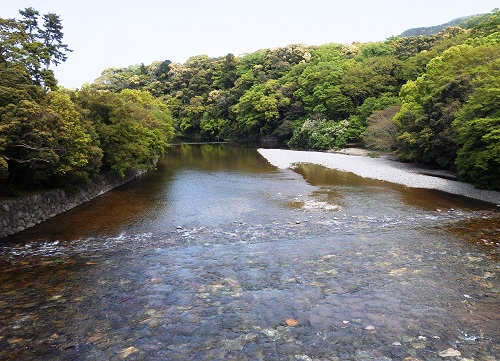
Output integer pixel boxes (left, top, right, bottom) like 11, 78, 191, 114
0, 143, 499, 360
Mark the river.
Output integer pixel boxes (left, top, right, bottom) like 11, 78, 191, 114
0, 143, 498, 360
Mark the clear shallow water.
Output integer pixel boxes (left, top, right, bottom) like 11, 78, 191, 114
0, 143, 498, 360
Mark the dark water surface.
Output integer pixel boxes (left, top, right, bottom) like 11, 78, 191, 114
1, 143, 499, 360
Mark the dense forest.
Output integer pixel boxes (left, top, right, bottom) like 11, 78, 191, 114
1, 8, 499, 193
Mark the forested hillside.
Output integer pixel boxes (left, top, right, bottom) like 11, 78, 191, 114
399, 16, 475, 37
1, 8, 499, 192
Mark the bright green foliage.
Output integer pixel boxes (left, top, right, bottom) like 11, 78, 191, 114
232, 80, 290, 137
233, 51, 267, 91
308, 43, 345, 64
340, 56, 402, 107
43, 91, 102, 180
463, 8, 500, 37
288, 116, 350, 150
358, 41, 394, 59
391, 27, 470, 82
93, 65, 150, 92
93, 41, 412, 143
294, 61, 350, 119
0, 9, 88, 191
0, 9, 178, 194
200, 116, 230, 140
79, 7, 499, 189
395, 41, 499, 168
75, 88, 174, 177
453, 57, 500, 189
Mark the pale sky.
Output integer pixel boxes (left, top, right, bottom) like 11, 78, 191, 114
3, 0, 499, 88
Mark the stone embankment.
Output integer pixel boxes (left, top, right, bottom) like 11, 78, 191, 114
0, 170, 144, 239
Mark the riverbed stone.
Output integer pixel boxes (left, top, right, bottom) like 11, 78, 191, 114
438, 348, 461, 357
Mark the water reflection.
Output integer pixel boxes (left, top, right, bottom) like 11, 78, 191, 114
1, 181, 164, 242
447, 216, 500, 258
3, 144, 280, 242
4, 144, 495, 244
0, 143, 499, 360
165, 143, 277, 173
292, 163, 496, 212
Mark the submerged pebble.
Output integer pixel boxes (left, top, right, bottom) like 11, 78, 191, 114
0, 145, 498, 360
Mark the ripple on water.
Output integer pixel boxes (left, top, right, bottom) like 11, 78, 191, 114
0, 209, 496, 259
0, 214, 498, 360
0, 144, 498, 360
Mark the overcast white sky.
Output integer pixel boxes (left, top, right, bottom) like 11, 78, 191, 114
3, 0, 499, 88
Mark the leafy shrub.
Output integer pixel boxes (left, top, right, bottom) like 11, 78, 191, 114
362, 105, 401, 151
347, 95, 400, 140
288, 116, 349, 150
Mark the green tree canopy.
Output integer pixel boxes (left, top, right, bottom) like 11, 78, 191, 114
453, 56, 500, 189
395, 41, 500, 169
0, 91, 101, 188
232, 80, 290, 137
78, 7, 500, 189
0, 7, 71, 89
75, 88, 174, 177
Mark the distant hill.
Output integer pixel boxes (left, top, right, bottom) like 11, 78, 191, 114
399, 15, 478, 37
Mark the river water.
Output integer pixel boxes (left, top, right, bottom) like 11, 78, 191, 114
0, 143, 498, 361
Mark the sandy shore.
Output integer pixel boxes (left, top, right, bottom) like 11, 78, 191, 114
258, 148, 500, 205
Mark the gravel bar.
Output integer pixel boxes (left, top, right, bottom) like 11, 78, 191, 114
258, 148, 500, 205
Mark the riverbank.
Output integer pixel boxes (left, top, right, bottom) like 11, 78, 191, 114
258, 148, 500, 205
0, 170, 146, 239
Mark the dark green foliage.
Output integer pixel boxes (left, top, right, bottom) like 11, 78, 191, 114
395, 36, 500, 177
0, 9, 174, 194
455, 117, 500, 190
0, 63, 43, 106
213, 54, 239, 90
397, 75, 472, 167
0, 91, 103, 190
0, 8, 71, 89
348, 95, 400, 140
